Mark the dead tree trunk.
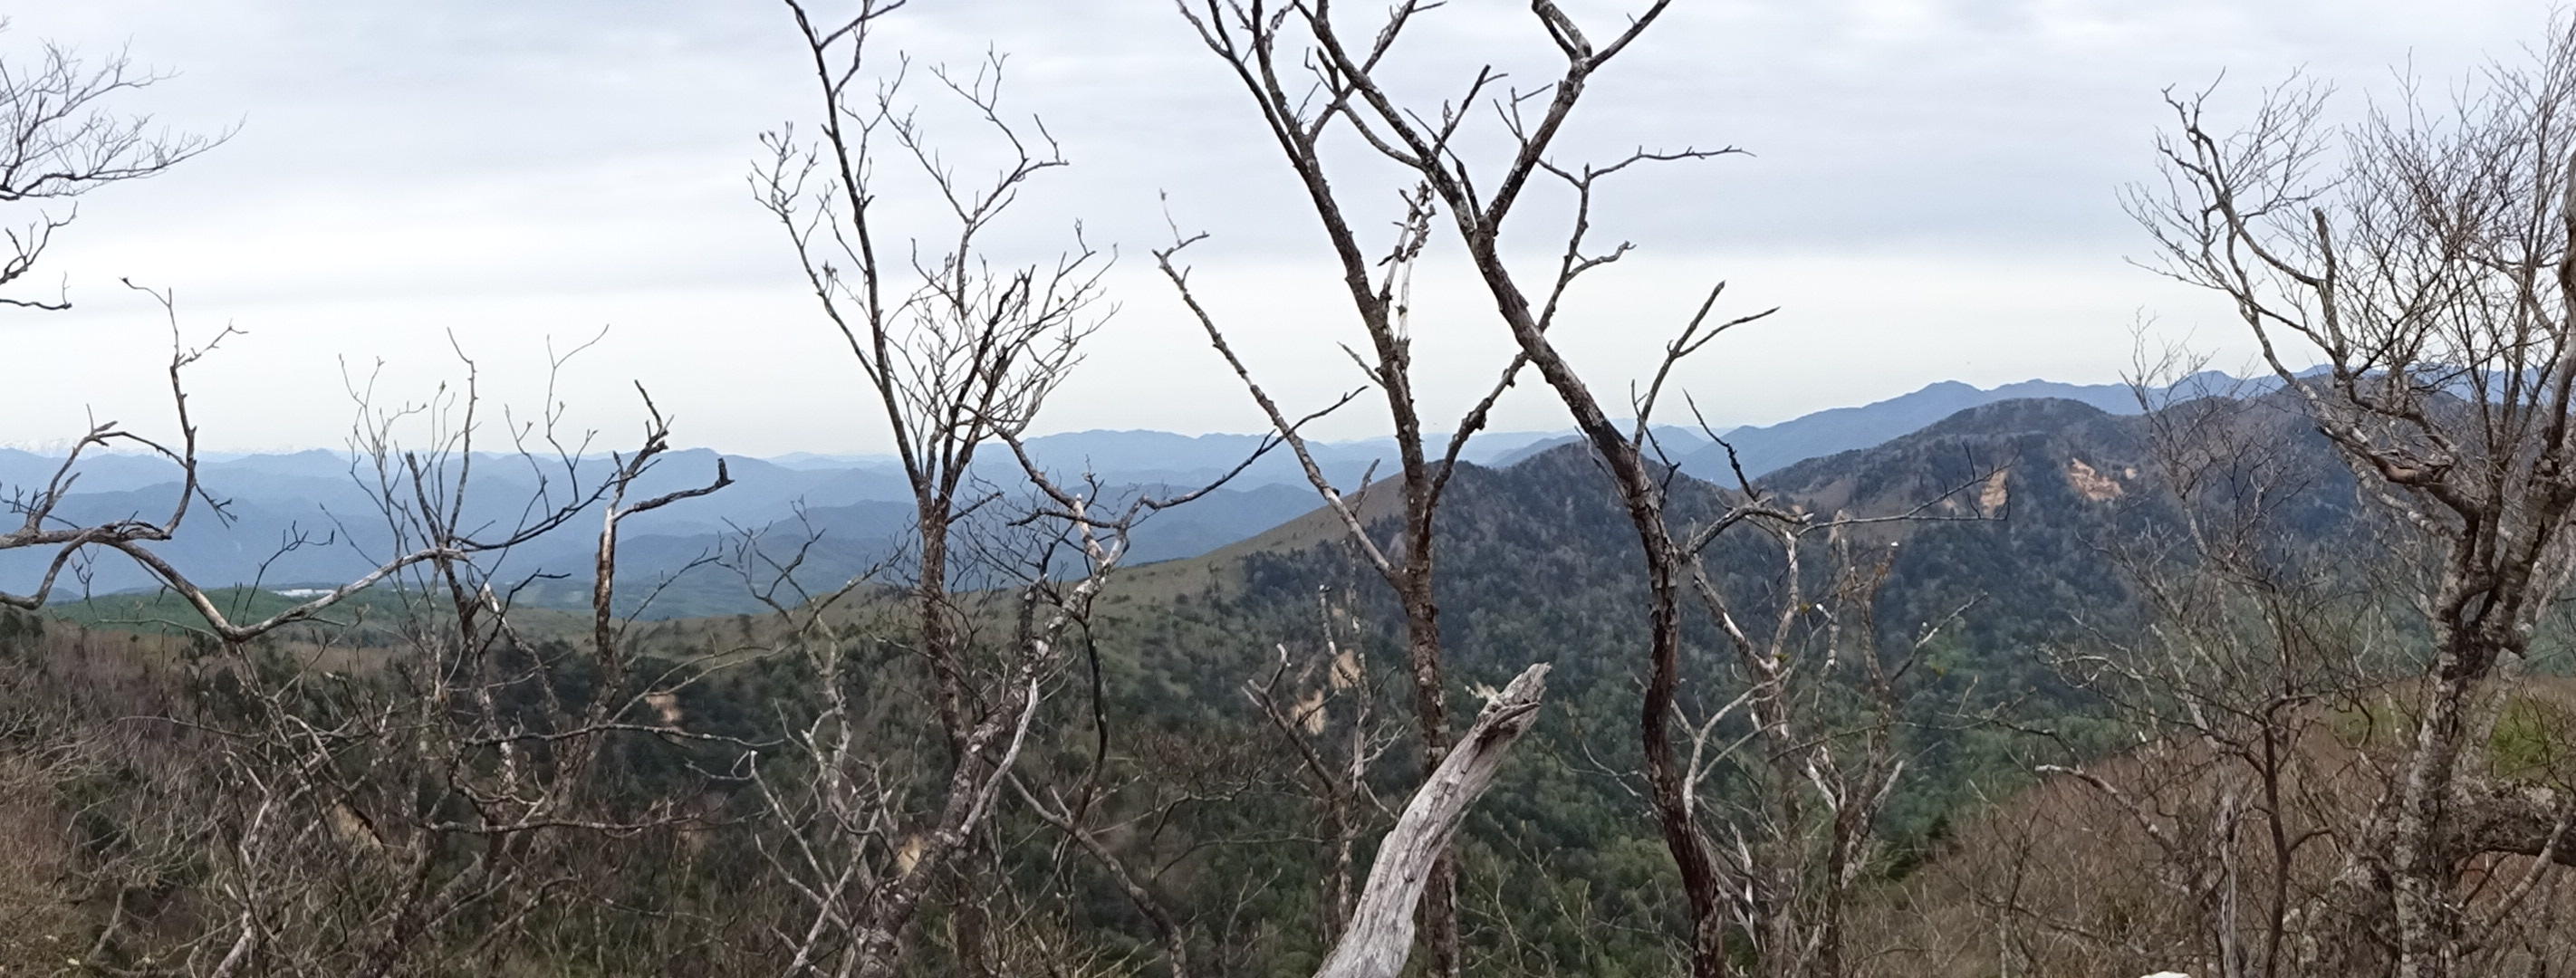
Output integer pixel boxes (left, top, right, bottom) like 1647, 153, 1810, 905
1311, 663, 1550, 978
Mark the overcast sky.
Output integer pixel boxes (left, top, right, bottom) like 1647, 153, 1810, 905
0, 1, 2552, 455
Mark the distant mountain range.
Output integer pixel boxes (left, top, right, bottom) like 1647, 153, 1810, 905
0, 374, 2273, 616
1435, 371, 2263, 482
1672, 370, 2261, 480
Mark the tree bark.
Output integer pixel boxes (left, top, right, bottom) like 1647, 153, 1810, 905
1312, 663, 1549, 978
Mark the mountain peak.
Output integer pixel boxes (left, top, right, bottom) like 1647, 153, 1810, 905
1918, 397, 2116, 437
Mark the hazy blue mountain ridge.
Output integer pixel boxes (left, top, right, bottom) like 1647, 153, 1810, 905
3, 375, 2273, 615
1672, 370, 2258, 480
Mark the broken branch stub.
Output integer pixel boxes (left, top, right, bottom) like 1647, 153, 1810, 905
1312, 662, 1551, 978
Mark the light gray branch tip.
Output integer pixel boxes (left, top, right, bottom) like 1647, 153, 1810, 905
1469, 661, 1550, 726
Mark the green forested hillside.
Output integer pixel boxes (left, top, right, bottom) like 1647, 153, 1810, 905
771, 394, 2354, 970
9, 395, 2366, 974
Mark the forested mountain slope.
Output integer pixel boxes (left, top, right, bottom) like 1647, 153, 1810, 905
713, 393, 2350, 969
13, 394, 2365, 974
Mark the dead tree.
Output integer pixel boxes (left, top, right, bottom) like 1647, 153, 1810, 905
2, 283, 238, 611
1160, 5, 1543, 964
2130, 17, 2576, 976
1178, 4, 2013, 973
1936, 369, 2407, 978
0, 24, 226, 603
755, 0, 1102, 763
0, 284, 490, 636
209, 352, 733, 978
1242, 586, 1406, 946
1681, 515, 1973, 978
1172, 3, 1974, 974
741, 494, 1128, 978
0, 37, 753, 973
1310, 661, 1550, 978
0, 27, 224, 311
5, 318, 740, 976
748, 4, 1282, 973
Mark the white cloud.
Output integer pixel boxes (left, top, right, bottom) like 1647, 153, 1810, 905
0, 0, 2547, 452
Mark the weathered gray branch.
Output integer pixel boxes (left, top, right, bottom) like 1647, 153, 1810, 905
1311, 662, 1549, 978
